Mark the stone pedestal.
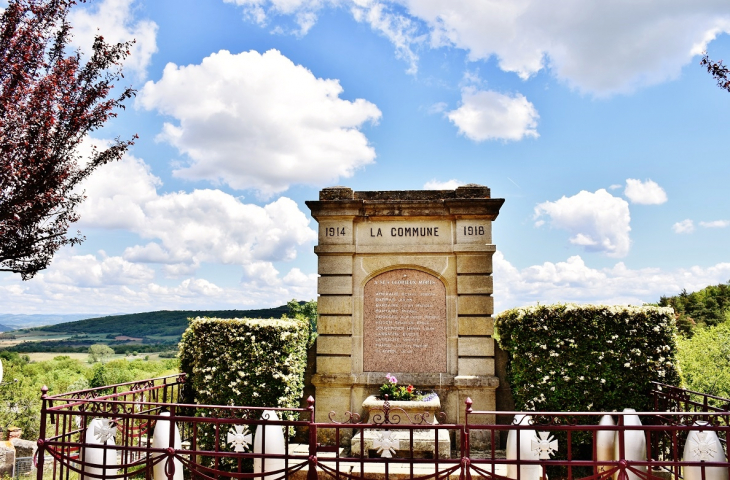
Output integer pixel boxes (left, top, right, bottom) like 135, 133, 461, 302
307, 185, 504, 447
350, 395, 450, 458
351, 429, 451, 459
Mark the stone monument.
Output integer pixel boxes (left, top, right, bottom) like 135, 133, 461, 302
306, 185, 504, 447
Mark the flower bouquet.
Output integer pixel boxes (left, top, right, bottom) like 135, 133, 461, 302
378, 373, 437, 402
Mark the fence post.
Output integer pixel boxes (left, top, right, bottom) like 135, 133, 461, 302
166, 405, 176, 480
307, 396, 318, 480
460, 397, 473, 480
36, 386, 49, 480
617, 415, 629, 480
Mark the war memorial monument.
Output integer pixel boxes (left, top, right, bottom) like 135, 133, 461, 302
306, 184, 504, 445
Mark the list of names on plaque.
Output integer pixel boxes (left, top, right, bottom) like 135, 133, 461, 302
363, 269, 447, 373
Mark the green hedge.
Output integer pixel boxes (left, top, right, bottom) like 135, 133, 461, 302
495, 304, 680, 412
179, 317, 308, 412
178, 317, 308, 472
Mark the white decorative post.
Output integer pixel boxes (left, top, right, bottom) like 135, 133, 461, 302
253, 410, 286, 479
683, 420, 729, 480
506, 415, 542, 480
82, 418, 118, 479
152, 412, 183, 480
613, 409, 646, 480
596, 415, 616, 473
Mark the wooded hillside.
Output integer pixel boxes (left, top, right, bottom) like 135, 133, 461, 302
659, 281, 730, 335
36, 306, 290, 336
2, 305, 292, 353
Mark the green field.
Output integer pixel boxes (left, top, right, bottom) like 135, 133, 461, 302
24, 352, 166, 362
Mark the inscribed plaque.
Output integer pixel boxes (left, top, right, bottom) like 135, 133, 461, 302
363, 269, 447, 373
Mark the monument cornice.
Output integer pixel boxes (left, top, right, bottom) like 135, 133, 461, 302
444, 198, 505, 218
304, 200, 362, 219
307, 184, 505, 220
307, 198, 505, 219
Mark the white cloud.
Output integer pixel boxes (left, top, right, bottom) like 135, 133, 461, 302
0, 253, 232, 313
240, 262, 318, 301
446, 88, 539, 142
69, 0, 158, 80
138, 49, 381, 197
534, 189, 631, 257
423, 179, 464, 190
673, 219, 695, 234
77, 154, 160, 230
0, 252, 317, 314
77, 152, 317, 275
624, 178, 668, 205
44, 252, 155, 288
700, 220, 730, 228
8, 248, 729, 314
123, 243, 187, 265
146, 278, 225, 298
428, 102, 448, 114
226, 0, 730, 95
0, 145, 321, 314
494, 252, 730, 312
405, 0, 730, 95
351, 1, 422, 74
138, 190, 315, 266
223, 0, 424, 70
223, 0, 331, 34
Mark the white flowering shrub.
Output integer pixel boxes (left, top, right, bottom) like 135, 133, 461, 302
495, 304, 680, 412
178, 317, 308, 472
179, 317, 308, 411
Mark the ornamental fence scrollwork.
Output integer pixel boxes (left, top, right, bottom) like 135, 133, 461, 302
328, 410, 361, 424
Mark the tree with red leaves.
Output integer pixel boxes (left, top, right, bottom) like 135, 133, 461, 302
0, 0, 136, 279
700, 53, 730, 93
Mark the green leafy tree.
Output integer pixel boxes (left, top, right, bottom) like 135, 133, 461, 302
87, 343, 114, 363
0, 377, 40, 439
286, 299, 317, 346
89, 362, 107, 388
0, 353, 177, 439
677, 322, 730, 403
659, 281, 730, 335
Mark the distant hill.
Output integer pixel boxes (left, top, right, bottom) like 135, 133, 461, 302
0, 313, 105, 330
0, 324, 12, 332
3, 305, 295, 354
34, 306, 291, 337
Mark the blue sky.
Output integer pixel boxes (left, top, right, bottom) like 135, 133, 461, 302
1, 0, 730, 315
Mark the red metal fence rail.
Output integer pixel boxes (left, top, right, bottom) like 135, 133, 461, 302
36, 376, 730, 480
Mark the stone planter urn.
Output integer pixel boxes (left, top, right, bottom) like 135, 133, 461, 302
350, 395, 450, 459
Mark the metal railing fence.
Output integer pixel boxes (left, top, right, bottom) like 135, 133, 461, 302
35, 376, 730, 480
